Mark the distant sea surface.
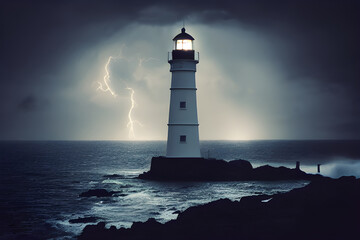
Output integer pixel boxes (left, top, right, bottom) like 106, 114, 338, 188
0, 140, 359, 239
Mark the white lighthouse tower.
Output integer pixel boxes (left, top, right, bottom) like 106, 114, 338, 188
166, 28, 201, 158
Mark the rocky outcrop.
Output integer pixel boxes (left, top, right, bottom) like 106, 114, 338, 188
79, 176, 360, 240
79, 189, 118, 198
69, 217, 101, 224
138, 157, 318, 181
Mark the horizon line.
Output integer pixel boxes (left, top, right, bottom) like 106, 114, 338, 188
0, 138, 359, 142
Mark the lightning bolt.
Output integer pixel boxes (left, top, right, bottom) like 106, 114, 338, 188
126, 87, 143, 140
97, 56, 142, 140
126, 88, 136, 139
97, 56, 117, 97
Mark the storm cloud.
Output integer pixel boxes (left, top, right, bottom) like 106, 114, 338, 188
0, 0, 359, 140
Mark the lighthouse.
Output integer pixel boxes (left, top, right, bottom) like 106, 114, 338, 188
166, 28, 201, 158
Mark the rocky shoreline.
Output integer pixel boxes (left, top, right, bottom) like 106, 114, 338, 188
79, 176, 360, 239
138, 157, 320, 181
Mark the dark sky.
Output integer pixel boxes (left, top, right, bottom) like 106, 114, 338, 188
0, 0, 359, 140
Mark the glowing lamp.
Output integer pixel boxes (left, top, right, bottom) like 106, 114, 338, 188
176, 39, 192, 50
173, 28, 194, 51
171, 28, 196, 60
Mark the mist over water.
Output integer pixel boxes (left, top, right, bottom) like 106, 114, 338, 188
0, 140, 359, 239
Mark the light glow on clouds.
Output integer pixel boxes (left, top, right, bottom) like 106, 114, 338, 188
81, 22, 347, 140
90, 23, 273, 140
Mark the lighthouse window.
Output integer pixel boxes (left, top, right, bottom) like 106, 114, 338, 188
180, 135, 187, 143
176, 40, 192, 50
180, 101, 187, 109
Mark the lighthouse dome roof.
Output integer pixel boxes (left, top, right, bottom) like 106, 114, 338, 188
173, 28, 195, 41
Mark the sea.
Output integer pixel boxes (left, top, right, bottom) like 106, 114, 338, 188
0, 140, 359, 239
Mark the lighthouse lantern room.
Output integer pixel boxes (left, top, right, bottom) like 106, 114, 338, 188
166, 28, 201, 158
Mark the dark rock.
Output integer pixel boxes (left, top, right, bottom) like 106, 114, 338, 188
228, 159, 253, 170
79, 176, 360, 240
80, 222, 110, 240
69, 217, 100, 224
109, 226, 117, 231
131, 218, 162, 231
103, 174, 125, 179
138, 156, 318, 181
252, 164, 309, 180
79, 189, 118, 198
